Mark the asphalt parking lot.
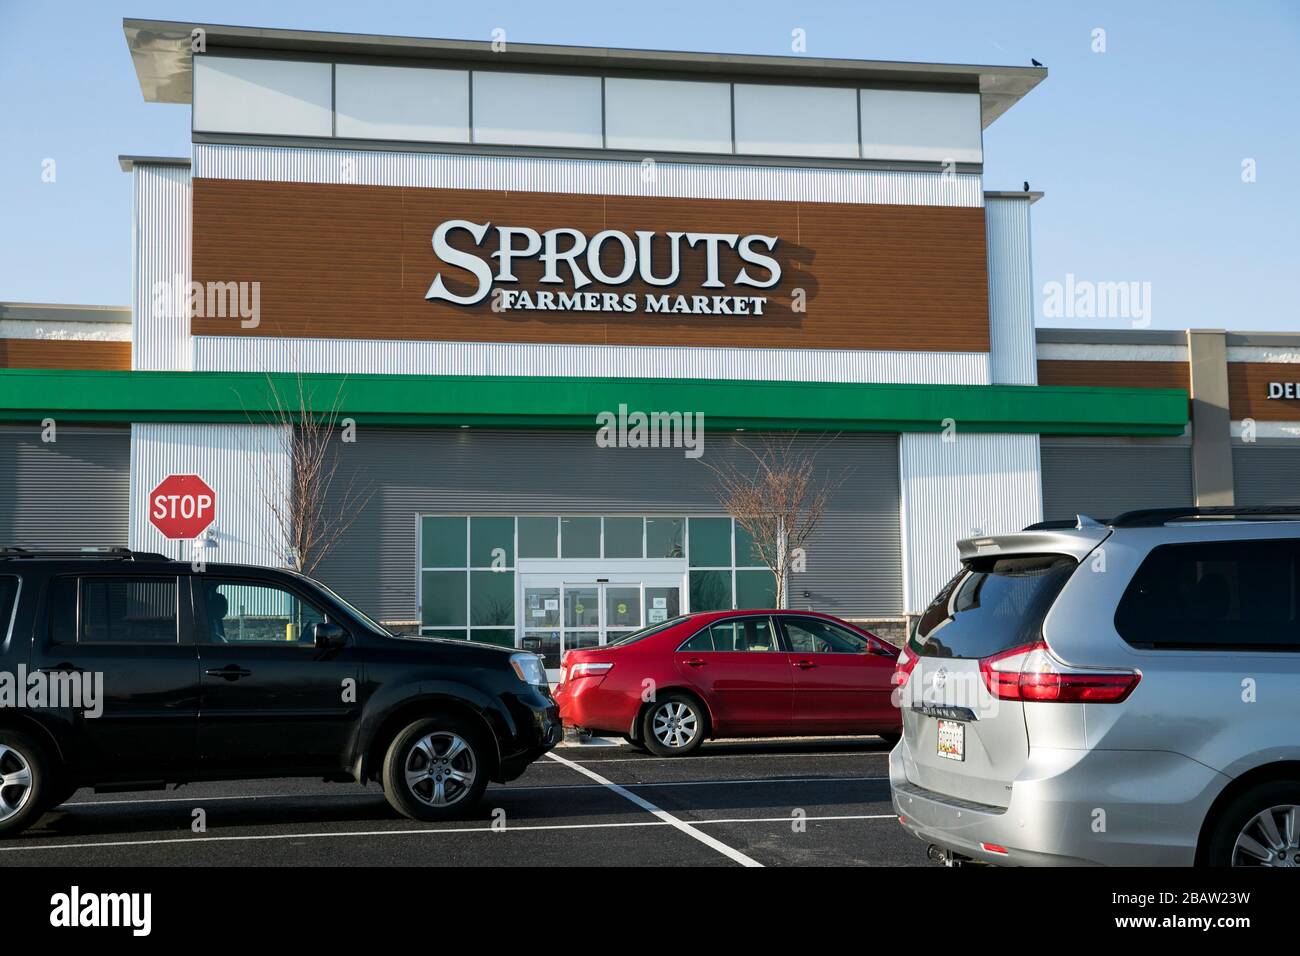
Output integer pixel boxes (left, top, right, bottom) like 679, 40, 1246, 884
0, 736, 929, 867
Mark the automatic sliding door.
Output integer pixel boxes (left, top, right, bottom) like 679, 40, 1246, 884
563, 584, 601, 655
522, 585, 560, 668
603, 585, 642, 642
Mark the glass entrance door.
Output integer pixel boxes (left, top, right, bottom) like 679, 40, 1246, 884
521, 578, 682, 668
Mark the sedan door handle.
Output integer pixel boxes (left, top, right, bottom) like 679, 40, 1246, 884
793, 660, 816, 669
683, 658, 707, 667
205, 666, 252, 681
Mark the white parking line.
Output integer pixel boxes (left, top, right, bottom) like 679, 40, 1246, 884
0, 812, 896, 853
544, 751, 763, 867
572, 750, 891, 764
61, 773, 887, 808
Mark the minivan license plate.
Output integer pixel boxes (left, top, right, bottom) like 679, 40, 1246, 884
936, 719, 965, 761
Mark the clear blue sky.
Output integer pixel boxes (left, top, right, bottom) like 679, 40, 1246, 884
1, 0, 1297, 331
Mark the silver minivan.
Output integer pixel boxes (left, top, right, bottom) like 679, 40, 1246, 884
891, 507, 1300, 867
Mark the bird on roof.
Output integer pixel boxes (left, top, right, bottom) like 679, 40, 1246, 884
1031, 58, 1043, 67
1023, 181, 1030, 192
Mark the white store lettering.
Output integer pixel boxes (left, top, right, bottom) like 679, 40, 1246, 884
426, 220, 782, 314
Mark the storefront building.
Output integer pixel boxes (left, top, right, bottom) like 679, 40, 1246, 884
13, 19, 1285, 661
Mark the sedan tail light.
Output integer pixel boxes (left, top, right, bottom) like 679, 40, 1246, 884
568, 662, 614, 680
979, 642, 1140, 703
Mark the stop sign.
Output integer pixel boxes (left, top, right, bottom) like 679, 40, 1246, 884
148, 474, 216, 539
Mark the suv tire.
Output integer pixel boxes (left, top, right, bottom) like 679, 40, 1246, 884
1204, 781, 1300, 867
381, 717, 490, 821
0, 729, 51, 837
640, 693, 707, 757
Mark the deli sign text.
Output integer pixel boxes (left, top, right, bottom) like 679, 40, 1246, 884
425, 220, 783, 316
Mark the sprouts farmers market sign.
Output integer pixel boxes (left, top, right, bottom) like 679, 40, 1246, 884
190, 180, 993, 352
425, 220, 782, 316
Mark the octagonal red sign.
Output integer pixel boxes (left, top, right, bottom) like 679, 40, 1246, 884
148, 474, 216, 540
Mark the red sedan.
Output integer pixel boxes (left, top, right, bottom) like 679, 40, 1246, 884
553, 609, 902, 756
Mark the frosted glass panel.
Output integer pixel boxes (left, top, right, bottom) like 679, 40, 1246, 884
335, 64, 469, 142
604, 77, 732, 153
472, 71, 602, 148
733, 84, 858, 158
859, 89, 982, 163
193, 56, 331, 136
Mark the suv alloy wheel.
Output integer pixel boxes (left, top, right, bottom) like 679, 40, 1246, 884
381, 717, 490, 821
0, 731, 50, 837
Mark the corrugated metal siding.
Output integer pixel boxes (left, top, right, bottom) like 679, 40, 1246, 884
132, 164, 192, 371
899, 432, 1043, 614
194, 335, 990, 385
314, 429, 902, 622
985, 198, 1037, 385
0, 426, 130, 547
1233, 444, 1300, 505
129, 424, 289, 566
1040, 437, 1193, 521
193, 144, 984, 207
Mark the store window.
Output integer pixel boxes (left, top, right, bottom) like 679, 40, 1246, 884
689, 517, 776, 611
418, 515, 778, 645
646, 517, 685, 558
420, 516, 515, 647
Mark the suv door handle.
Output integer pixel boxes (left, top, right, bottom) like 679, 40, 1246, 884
793, 660, 816, 669
205, 666, 252, 681
35, 663, 84, 674
683, 658, 707, 667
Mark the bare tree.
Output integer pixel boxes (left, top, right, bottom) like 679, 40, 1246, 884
703, 434, 846, 609
246, 373, 373, 576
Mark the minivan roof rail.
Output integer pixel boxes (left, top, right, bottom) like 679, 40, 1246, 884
0, 546, 172, 561
1109, 506, 1300, 527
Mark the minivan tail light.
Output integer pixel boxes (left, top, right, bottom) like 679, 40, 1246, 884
894, 646, 919, 687
568, 662, 614, 680
979, 642, 1140, 704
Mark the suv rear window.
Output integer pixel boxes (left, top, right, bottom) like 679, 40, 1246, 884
1115, 538, 1300, 650
909, 554, 1077, 660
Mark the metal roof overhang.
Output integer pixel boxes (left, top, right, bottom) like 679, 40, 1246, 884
123, 18, 1046, 128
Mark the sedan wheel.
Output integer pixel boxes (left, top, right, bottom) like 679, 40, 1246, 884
1232, 804, 1300, 868
641, 694, 706, 757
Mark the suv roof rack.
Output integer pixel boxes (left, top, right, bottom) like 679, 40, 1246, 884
0, 546, 172, 562
1108, 506, 1300, 528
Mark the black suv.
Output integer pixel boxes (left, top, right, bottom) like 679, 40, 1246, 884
0, 548, 561, 836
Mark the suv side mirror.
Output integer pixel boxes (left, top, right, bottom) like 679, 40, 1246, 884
313, 622, 349, 649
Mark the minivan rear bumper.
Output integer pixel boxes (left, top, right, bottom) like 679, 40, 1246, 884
890, 740, 1228, 867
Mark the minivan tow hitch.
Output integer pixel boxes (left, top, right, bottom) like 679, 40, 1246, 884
927, 844, 977, 867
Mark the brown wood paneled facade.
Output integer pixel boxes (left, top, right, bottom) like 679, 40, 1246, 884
1037, 359, 1189, 391
1228, 362, 1300, 421
0, 339, 130, 371
191, 178, 991, 352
